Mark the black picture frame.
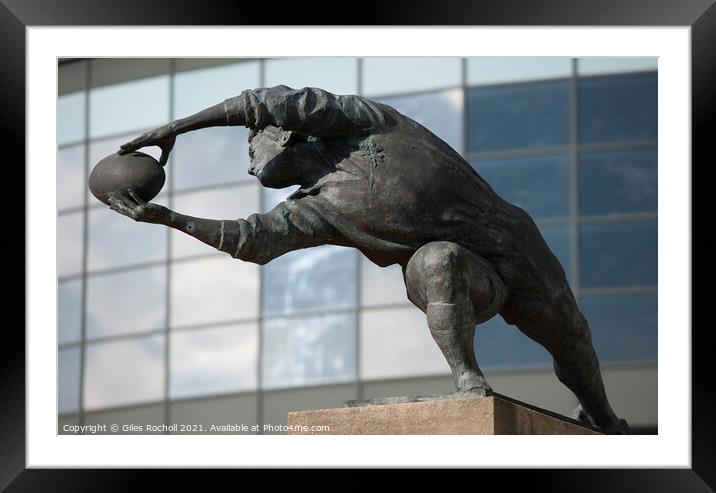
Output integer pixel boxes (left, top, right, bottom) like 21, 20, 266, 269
3, 0, 712, 488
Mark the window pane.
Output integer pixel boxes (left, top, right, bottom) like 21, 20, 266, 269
264, 58, 358, 95
467, 81, 570, 153
170, 323, 258, 398
262, 313, 357, 389
89, 76, 170, 139
360, 306, 449, 380
363, 57, 461, 97
580, 221, 658, 288
170, 256, 259, 327
471, 154, 571, 219
86, 266, 166, 339
581, 294, 657, 362
58, 92, 85, 146
57, 212, 83, 278
468, 57, 572, 86
57, 145, 85, 211
539, 224, 573, 285
173, 127, 252, 191
262, 245, 357, 317
360, 257, 410, 308
173, 61, 260, 118
377, 89, 463, 154
579, 149, 658, 215
58, 279, 82, 345
59, 347, 81, 414
261, 186, 300, 213
89, 133, 162, 165
171, 184, 260, 259
577, 58, 657, 76
84, 335, 165, 410
475, 316, 553, 370
578, 74, 657, 144
87, 207, 167, 271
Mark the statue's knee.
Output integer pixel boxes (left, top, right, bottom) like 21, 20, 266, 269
405, 242, 463, 307
414, 241, 463, 278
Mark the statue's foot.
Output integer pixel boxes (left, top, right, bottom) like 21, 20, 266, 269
572, 404, 632, 434
455, 371, 493, 395
603, 418, 632, 435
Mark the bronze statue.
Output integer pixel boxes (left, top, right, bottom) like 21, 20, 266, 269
106, 85, 631, 434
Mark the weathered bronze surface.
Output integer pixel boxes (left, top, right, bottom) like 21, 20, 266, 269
102, 85, 631, 434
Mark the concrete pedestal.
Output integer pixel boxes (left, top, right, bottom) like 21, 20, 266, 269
287, 393, 600, 435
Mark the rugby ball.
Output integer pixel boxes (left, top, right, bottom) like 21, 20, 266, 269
88, 151, 165, 206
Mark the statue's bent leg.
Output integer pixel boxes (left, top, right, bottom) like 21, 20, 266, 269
404, 241, 508, 393
502, 292, 631, 434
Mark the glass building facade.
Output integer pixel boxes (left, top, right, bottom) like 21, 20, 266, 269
58, 57, 658, 434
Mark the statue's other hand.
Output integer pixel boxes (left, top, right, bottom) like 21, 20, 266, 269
107, 189, 170, 225
118, 122, 177, 166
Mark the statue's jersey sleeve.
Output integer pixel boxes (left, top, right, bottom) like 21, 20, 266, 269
223, 85, 397, 137
218, 198, 347, 265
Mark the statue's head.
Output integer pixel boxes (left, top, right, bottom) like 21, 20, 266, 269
247, 126, 316, 188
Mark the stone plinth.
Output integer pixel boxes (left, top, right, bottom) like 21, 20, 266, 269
287, 393, 601, 435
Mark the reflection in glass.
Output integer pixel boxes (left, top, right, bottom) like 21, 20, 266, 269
578, 74, 657, 144
264, 58, 358, 96
170, 323, 258, 398
377, 89, 464, 153
171, 256, 259, 328
89, 76, 170, 139
579, 149, 658, 215
467, 57, 572, 86
172, 184, 260, 259
173, 127, 252, 191
57, 145, 85, 211
360, 307, 449, 380
86, 266, 166, 339
58, 92, 85, 146
262, 313, 356, 389
59, 347, 81, 414
472, 154, 571, 219
581, 294, 657, 362
58, 279, 82, 345
261, 186, 301, 213
89, 133, 162, 164
57, 212, 83, 278
475, 315, 553, 370
262, 245, 357, 317
84, 335, 165, 410
580, 221, 658, 288
174, 61, 260, 118
360, 257, 409, 308
362, 57, 461, 97
87, 207, 167, 271
577, 58, 657, 76
467, 81, 570, 153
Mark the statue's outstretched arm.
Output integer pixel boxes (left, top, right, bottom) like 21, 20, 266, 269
118, 85, 396, 161
107, 189, 340, 265
223, 85, 397, 137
